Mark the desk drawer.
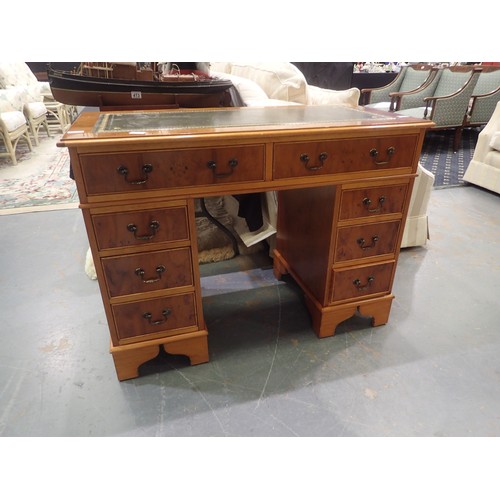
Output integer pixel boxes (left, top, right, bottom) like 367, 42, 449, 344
331, 262, 394, 303
80, 145, 265, 195
273, 135, 417, 179
112, 293, 198, 342
102, 247, 194, 297
92, 206, 189, 250
339, 183, 409, 222
335, 220, 401, 263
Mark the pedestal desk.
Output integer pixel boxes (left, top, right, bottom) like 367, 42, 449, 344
59, 105, 432, 380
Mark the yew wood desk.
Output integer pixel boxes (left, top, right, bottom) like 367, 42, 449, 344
59, 105, 432, 381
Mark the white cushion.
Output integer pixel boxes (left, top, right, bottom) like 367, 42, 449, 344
365, 101, 391, 112
24, 101, 47, 119
23, 84, 42, 103
484, 150, 500, 169
39, 81, 54, 98
395, 106, 430, 119
228, 62, 308, 104
489, 131, 500, 152
244, 99, 301, 107
211, 71, 268, 103
0, 62, 38, 88
0, 110, 27, 131
0, 88, 26, 112
308, 85, 361, 108
210, 62, 232, 74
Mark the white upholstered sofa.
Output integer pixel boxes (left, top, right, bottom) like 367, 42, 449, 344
463, 101, 500, 194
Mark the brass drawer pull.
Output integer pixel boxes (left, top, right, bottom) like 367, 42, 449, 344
135, 265, 166, 284
370, 147, 395, 166
300, 152, 328, 171
142, 308, 171, 326
127, 220, 160, 240
207, 158, 238, 178
353, 276, 375, 290
363, 196, 386, 213
357, 236, 379, 250
117, 163, 153, 184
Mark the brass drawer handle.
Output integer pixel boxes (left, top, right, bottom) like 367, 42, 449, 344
370, 147, 395, 166
142, 308, 171, 326
207, 158, 238, 178
117, 163, 153, 184
353, 276, 375, 290
300, 152, 328, 171
135, 265, 166, 284
363, 196, 386, 213
357, 236, 379, 250
127, 220, 160, 240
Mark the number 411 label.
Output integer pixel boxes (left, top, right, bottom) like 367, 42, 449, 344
131, 91, 142, 99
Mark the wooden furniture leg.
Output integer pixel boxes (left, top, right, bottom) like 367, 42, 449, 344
110, 330, 209, 381
304, 295, 358, 338
273, 249, 288, 280
163, 331, 209, 365
111, 343, 160, 381
304, 294, 395, 338
358, 294, 394, 326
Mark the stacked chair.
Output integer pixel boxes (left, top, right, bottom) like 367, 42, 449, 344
363, 64, 500, 152
0, 87, 34, 165
0, 62, 72, 165
392, 66, 482, 151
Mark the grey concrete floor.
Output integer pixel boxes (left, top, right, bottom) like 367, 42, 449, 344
0, 185, 499, 438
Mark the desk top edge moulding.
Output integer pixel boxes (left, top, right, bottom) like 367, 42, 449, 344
60, 105, 433, 381
59, 105, 428, 143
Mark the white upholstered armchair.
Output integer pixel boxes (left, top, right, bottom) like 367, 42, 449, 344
463, 101, 500, 194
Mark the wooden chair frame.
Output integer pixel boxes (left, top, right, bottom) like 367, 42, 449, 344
0, 117, 33, 165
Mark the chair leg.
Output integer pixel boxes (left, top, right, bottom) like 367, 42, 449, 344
5, 135, 18, 165
42, 118, 51, 138
23, 130, 33, 151
28, 117, 50, 145
28, 118, 40, 146
453, 127, 463, 152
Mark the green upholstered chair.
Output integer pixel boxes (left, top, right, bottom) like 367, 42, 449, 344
389, 68, 442, 111
395, 66, 482, 151
362, 64, 435, 111
467, 66, 500, 127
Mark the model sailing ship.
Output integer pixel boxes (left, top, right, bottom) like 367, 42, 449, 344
47, 62, 243, 109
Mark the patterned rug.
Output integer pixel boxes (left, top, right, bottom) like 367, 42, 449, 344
419, 128, 480, 188
0, 136, 78, 214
